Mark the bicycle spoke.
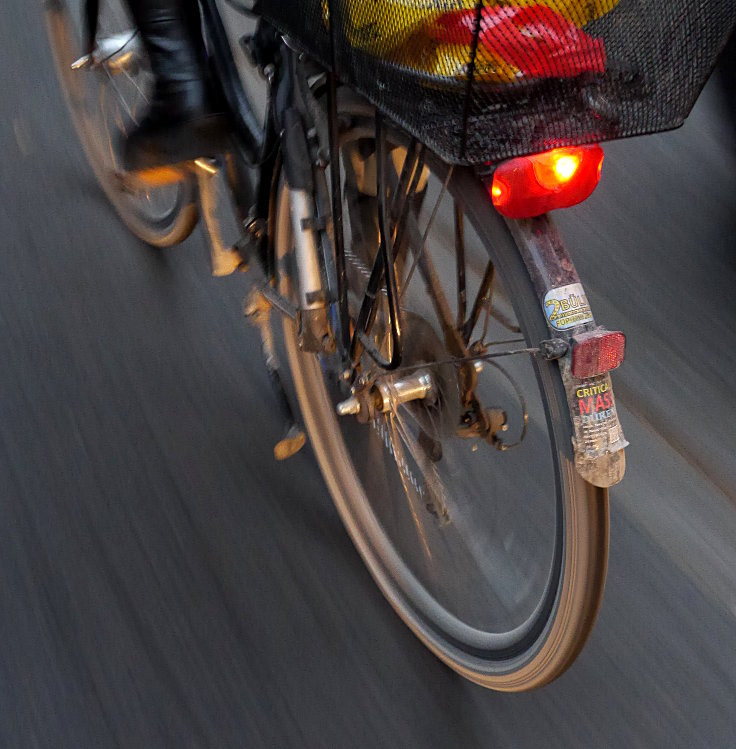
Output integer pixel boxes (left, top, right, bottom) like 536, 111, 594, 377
409, 214, 467, 358
99, 84, 120, 167
104, 65, 137, 124
122, 66, 149, 105
400, 165, 452, 304
463, 261, 495, 344
390, 407, 450, 523
393, 398, 445, 465
455, 202, 466, 330
384, 414, 434, 562
489, 308, 522, 334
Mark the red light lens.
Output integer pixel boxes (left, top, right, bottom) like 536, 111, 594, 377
532, 150, 582, 189
490, 145, 604, 219
571, 331, 626, 379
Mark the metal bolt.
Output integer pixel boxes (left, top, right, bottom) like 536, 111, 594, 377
336, 396, 361, 417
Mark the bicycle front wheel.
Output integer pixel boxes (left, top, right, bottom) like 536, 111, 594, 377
44, 0, 197, 247
278, 102, 609, 691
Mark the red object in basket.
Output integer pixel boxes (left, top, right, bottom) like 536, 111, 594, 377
433, 5, 607, 79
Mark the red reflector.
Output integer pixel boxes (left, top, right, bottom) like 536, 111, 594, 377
571, 331, 626, 379
490, 145, 604, 219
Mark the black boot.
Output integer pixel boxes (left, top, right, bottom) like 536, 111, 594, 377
122, 0, 229, 172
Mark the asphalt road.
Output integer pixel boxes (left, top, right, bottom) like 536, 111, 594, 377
2, 4, 736, 747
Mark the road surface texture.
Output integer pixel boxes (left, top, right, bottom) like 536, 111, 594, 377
1, 3, 735, 747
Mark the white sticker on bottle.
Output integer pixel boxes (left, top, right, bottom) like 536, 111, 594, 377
543, 283, 593, 331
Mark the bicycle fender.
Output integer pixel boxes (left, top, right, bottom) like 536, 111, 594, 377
507, 215, 627, 488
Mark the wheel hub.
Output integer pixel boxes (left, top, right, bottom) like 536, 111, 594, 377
336, 312, 463, 463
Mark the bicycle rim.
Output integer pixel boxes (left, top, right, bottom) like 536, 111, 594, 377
44, 0, 197, 247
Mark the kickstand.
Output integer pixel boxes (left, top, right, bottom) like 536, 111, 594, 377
244, 289, 306, 461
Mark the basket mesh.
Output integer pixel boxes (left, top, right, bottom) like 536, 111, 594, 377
258, 1, 736, 165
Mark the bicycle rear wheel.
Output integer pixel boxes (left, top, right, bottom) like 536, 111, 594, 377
44, 0, 197, 247
278, 102, 609, 691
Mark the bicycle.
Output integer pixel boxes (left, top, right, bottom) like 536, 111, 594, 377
43, 0, 734, 690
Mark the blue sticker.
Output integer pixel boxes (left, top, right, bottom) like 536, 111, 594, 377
543, 283, 593, 331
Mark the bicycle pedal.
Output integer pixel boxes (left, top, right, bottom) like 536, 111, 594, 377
243, 289, 307, 462
71, 33, 143, 74
273, 425, 307, 461
129, 165, 188, 187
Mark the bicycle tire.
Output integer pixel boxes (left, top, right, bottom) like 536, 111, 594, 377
44, 0, 198, 248
277, 103, 609, 692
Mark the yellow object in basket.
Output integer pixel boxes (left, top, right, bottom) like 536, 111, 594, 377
324, 0, 620, 82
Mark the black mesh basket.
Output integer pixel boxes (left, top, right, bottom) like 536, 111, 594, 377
258, 1, 735, 165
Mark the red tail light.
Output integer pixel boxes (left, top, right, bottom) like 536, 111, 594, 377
490, 145, 604, 218
571, 330, 626, 379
